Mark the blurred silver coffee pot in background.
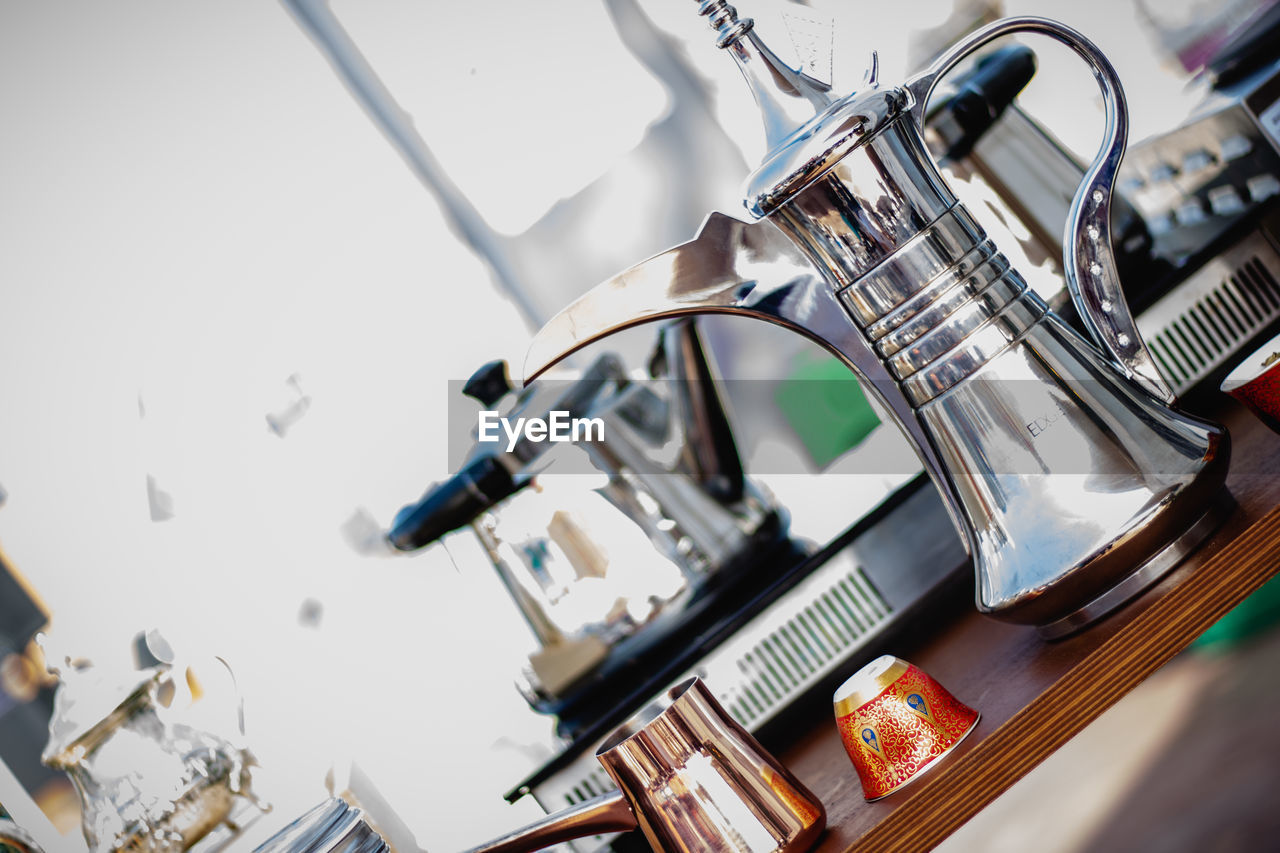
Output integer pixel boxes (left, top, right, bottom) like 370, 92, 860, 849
385, 319, 789, 707
524, 5, 1231, 638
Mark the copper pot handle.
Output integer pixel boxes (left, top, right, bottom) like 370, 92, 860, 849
463, 791, 636, 853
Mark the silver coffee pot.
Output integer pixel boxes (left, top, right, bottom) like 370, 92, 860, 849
523, 7, 1230, 638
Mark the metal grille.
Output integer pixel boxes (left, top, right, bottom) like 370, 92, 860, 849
563, 768, 616, 809
1138, 236, 1280, 393
718, 569, 890, 726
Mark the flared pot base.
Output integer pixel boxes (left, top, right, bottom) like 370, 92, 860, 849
1036, 489, 1235, 640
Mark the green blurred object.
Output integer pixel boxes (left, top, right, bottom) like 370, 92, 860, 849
1194, 571, 1280, 651
775, 356, 880, 468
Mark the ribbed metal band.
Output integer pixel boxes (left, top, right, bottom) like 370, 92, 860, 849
836, 203, 1043, 405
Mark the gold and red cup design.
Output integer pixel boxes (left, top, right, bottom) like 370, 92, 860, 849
1223, 334, 1280, 432
833, 656, 979, 801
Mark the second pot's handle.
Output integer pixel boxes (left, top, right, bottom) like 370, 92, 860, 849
904, 16, 1175, 404
463, 791, 637, 853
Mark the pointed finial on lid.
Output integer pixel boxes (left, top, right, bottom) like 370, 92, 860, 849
694, 0, 835, 151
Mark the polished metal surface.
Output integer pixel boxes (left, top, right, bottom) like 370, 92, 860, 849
918, 312, 1229, 628
252, 799, 387, 853
904, 18, 1174, 404
851, 207, 990, 333
524, 481, 968, 832
766, 105, 955, 278
897, 291, 1044, 405
467, 677, 825, 853
459, 321, 784, 703
391, 313, 786, 706
520, 209, 975, 547
523, 11, 1231, 633
878, 261, 1018, 363
1037, 493, 1235, 639
695, 2, 834, 154
466, 792, 635, 853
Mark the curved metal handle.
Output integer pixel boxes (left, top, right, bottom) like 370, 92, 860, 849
463, 791, 637, 853
905, 16, 1174, 404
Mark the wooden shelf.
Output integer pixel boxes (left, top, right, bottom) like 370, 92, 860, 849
780, 399, 1280, 852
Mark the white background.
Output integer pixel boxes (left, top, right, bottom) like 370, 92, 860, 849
0, 0, 1214, 849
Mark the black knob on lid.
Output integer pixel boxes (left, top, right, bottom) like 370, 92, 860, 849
463, 360, 512, 407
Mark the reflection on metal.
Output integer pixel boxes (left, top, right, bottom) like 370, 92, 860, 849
525, 13, 1231, 634
394, 321, 786, 707
465, 678, 824, 853
252, 799, 386, 853
525, 479, 967, 837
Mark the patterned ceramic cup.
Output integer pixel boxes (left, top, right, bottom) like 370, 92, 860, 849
833, 655, 980, 801
1223, 334, 1280, 432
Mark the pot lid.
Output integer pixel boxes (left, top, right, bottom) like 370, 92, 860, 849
696, 2, 906, 217
744, 85, 907, 217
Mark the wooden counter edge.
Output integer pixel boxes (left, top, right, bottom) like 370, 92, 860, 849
828, 501, 1280, 853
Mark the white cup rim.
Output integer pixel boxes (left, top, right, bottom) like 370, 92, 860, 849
1223, 332, 1280, 392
